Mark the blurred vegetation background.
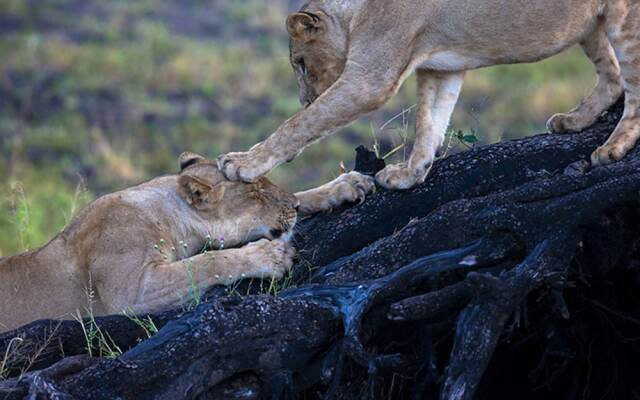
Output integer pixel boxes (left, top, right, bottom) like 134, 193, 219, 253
0, 0, 595, 256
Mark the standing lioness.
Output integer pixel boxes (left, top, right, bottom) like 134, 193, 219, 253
0, 153, 374, 333
218, 0, 640, 189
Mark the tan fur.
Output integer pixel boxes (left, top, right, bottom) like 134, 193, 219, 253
0, 153, 374, 333
295, 171, 374, 215
218, 0, 640, 189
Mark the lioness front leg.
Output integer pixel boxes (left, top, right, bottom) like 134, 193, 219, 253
217, 62, 405, 183
376, 70, 465, 190
118, 239, 294, 314
294, 171, 375, 216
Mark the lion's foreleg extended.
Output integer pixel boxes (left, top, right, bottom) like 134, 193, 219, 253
294, 171, 375, 217
117, 239, 294, 314
217, 62, 406, 183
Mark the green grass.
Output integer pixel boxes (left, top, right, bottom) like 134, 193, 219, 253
122, 310, 159, 342
0, 166, 92, 255
74, 278, 123, 359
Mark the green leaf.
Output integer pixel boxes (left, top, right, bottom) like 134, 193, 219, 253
462, 134, 479, 144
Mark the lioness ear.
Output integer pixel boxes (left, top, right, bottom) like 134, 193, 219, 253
287, 12, 326, 42
179, 152, 206, 171
178, 175, 225, 209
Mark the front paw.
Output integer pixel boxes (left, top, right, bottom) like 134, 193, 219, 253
375, 163, 424, 190
246, 238, 295, 279
217, 147, 274, 182
327, 172, 375, 206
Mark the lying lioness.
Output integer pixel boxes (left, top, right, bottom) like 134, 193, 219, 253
218, 0, 640, 190
0, 152, 374, 333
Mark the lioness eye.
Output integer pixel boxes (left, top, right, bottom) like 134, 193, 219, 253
297, 58, 307, 75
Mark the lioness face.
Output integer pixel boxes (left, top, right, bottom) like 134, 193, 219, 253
177, 153, 299, 245
287, 11, 347, 107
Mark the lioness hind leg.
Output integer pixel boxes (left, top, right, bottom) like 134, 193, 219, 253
376, 70, 465, 190
592, 2, 640, 165
547, 22, 623, 133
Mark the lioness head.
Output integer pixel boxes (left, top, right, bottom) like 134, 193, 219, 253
177, 152, 299, 244
287, 10, 347, 107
